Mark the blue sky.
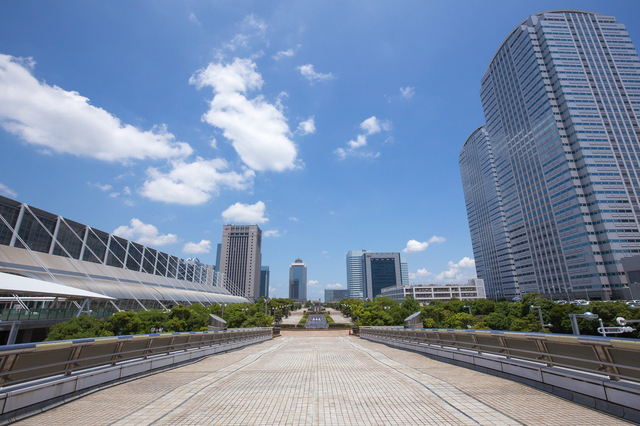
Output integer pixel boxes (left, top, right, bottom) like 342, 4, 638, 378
1, 1, 640, 301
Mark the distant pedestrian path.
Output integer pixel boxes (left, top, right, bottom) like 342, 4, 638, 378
279, 308, 305, 325
14, 332, 628, 425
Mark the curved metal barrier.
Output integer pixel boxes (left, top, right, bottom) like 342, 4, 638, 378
0, 328, 272, 388
360, 327, 640, 422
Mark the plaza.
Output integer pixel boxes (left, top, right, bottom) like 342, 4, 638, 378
12, 331, 630, 425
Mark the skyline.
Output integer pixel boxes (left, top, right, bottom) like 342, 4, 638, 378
2, 2, 640, 300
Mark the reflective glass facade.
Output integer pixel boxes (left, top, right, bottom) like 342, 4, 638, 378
289, 259, 307, 300
0, 196, 247, 309
346, 249, 370, 298
464, 10, 640, 300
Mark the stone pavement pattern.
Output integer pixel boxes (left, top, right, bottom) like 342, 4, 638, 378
15, 333, 630, 426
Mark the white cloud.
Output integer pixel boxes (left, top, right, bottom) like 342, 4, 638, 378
297, 116, 315, 135
403, 236, 446, 253
141, 157, 255, 205
308, 280, 319, 286
183, 239, 211, 254
0, 183, 17, 198
190, 58, 298, 172
289, 216, 298, 221
88, 182, 113, 192
435, 257, 476, 281
273, 49, 294, 60
221, 201, 268, 224
0, 54, 193, 163
335, 116, 389, 160
326, 283, 343, 289
123, 186, 132, 196
297, 64, 334, 83
124, 199, 134, 207
189, 12, 201, 26
409, 268, 433, 280
269, 286, 275, 292
348, 135, 367, 149
400, 86, 415, 99
109, 192, 120, 198
264, 229, 281, 237
403, 239, 429, 253
113, 219, 178, 247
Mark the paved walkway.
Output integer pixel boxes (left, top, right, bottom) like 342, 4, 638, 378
279, 309, 304, 325
328, 311, 353, 324
15, 333, 630, 425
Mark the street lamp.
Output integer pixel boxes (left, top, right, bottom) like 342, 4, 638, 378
463, 305, 472, 315
568, 311, 599, 335
531, 305, 552, 329
220, 303, 227, 319
264, 298, 270, 315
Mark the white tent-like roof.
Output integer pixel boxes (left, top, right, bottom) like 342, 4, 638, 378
0, 272, 115, 300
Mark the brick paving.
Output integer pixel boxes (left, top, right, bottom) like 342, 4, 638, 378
14, 333, 630, 425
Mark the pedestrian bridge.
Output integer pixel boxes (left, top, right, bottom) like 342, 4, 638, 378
1, 329, 639, 425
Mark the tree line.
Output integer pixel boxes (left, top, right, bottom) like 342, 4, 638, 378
334, 293, 640, 338
45, 298, 297, 341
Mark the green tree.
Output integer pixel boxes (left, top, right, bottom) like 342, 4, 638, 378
103, 311, 142, 336
45, 315, 112, 341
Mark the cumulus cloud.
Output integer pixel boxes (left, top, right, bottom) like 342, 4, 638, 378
403, 236, 446, 253
297, 64, 333, 83
289, 216, 299, 221
273, 49, 294, 60
308, 280, 319, 286
0, 54, 193, 163
113, 219, 178, 247
0, 183, 17, 198
297, 116, 315, 135
88, 182, 113, 192
264, 229, 281, 237
403, 240, 429, 253
221, 201, 268, 224
335, 116, 389, 160
141, 157, 255, 205
190, 58, 298, 172
326, 283, 343, 289
183, 239, 211, 254
435, 257, 476, 281
123, 186, 132, 196
409, 268, 433, 280
400, 86, 415, 99
109, 192, 119, 198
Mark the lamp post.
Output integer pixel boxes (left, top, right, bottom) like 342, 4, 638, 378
264, 298, 270, 316
221, 303, 227, 319
463, 305, 472, 315
568, 311, 599, 335
531, 305, 552, 329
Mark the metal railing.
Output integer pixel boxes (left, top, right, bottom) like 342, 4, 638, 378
359, 327, 640, 383
0, 328, 272, 387
0, 308, 115, 322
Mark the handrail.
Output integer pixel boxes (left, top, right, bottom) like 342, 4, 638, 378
359, 327, 640, 383
0, 328, 271, 388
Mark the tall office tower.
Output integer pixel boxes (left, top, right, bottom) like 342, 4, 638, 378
400, 258, 409, 286
346, 249, 370, 298
289, 258, 307, 301
259, 266, 270, 298
472, 10, 640, 300
460, 126, 520, 299
363, 252, 402, 299
218, 225, 262, 300
214, 243, 222, 287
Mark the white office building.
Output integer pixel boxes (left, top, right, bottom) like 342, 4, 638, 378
381, 279, 486, 304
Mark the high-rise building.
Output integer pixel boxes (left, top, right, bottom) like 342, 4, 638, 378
460, 126, 520, 300
289, 258, 307, 301
259, 266, 270, 298
461, 10, 640, 301
401, 257, 409, 286
363, 252, 402, 299
218, 225, 262, 301
325, 289, 349, 303
346, 249, 370, 298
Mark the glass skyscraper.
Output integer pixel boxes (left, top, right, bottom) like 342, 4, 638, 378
346, 249, 370, 298
461, 10, 640, 301
289, 258, 307, 301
